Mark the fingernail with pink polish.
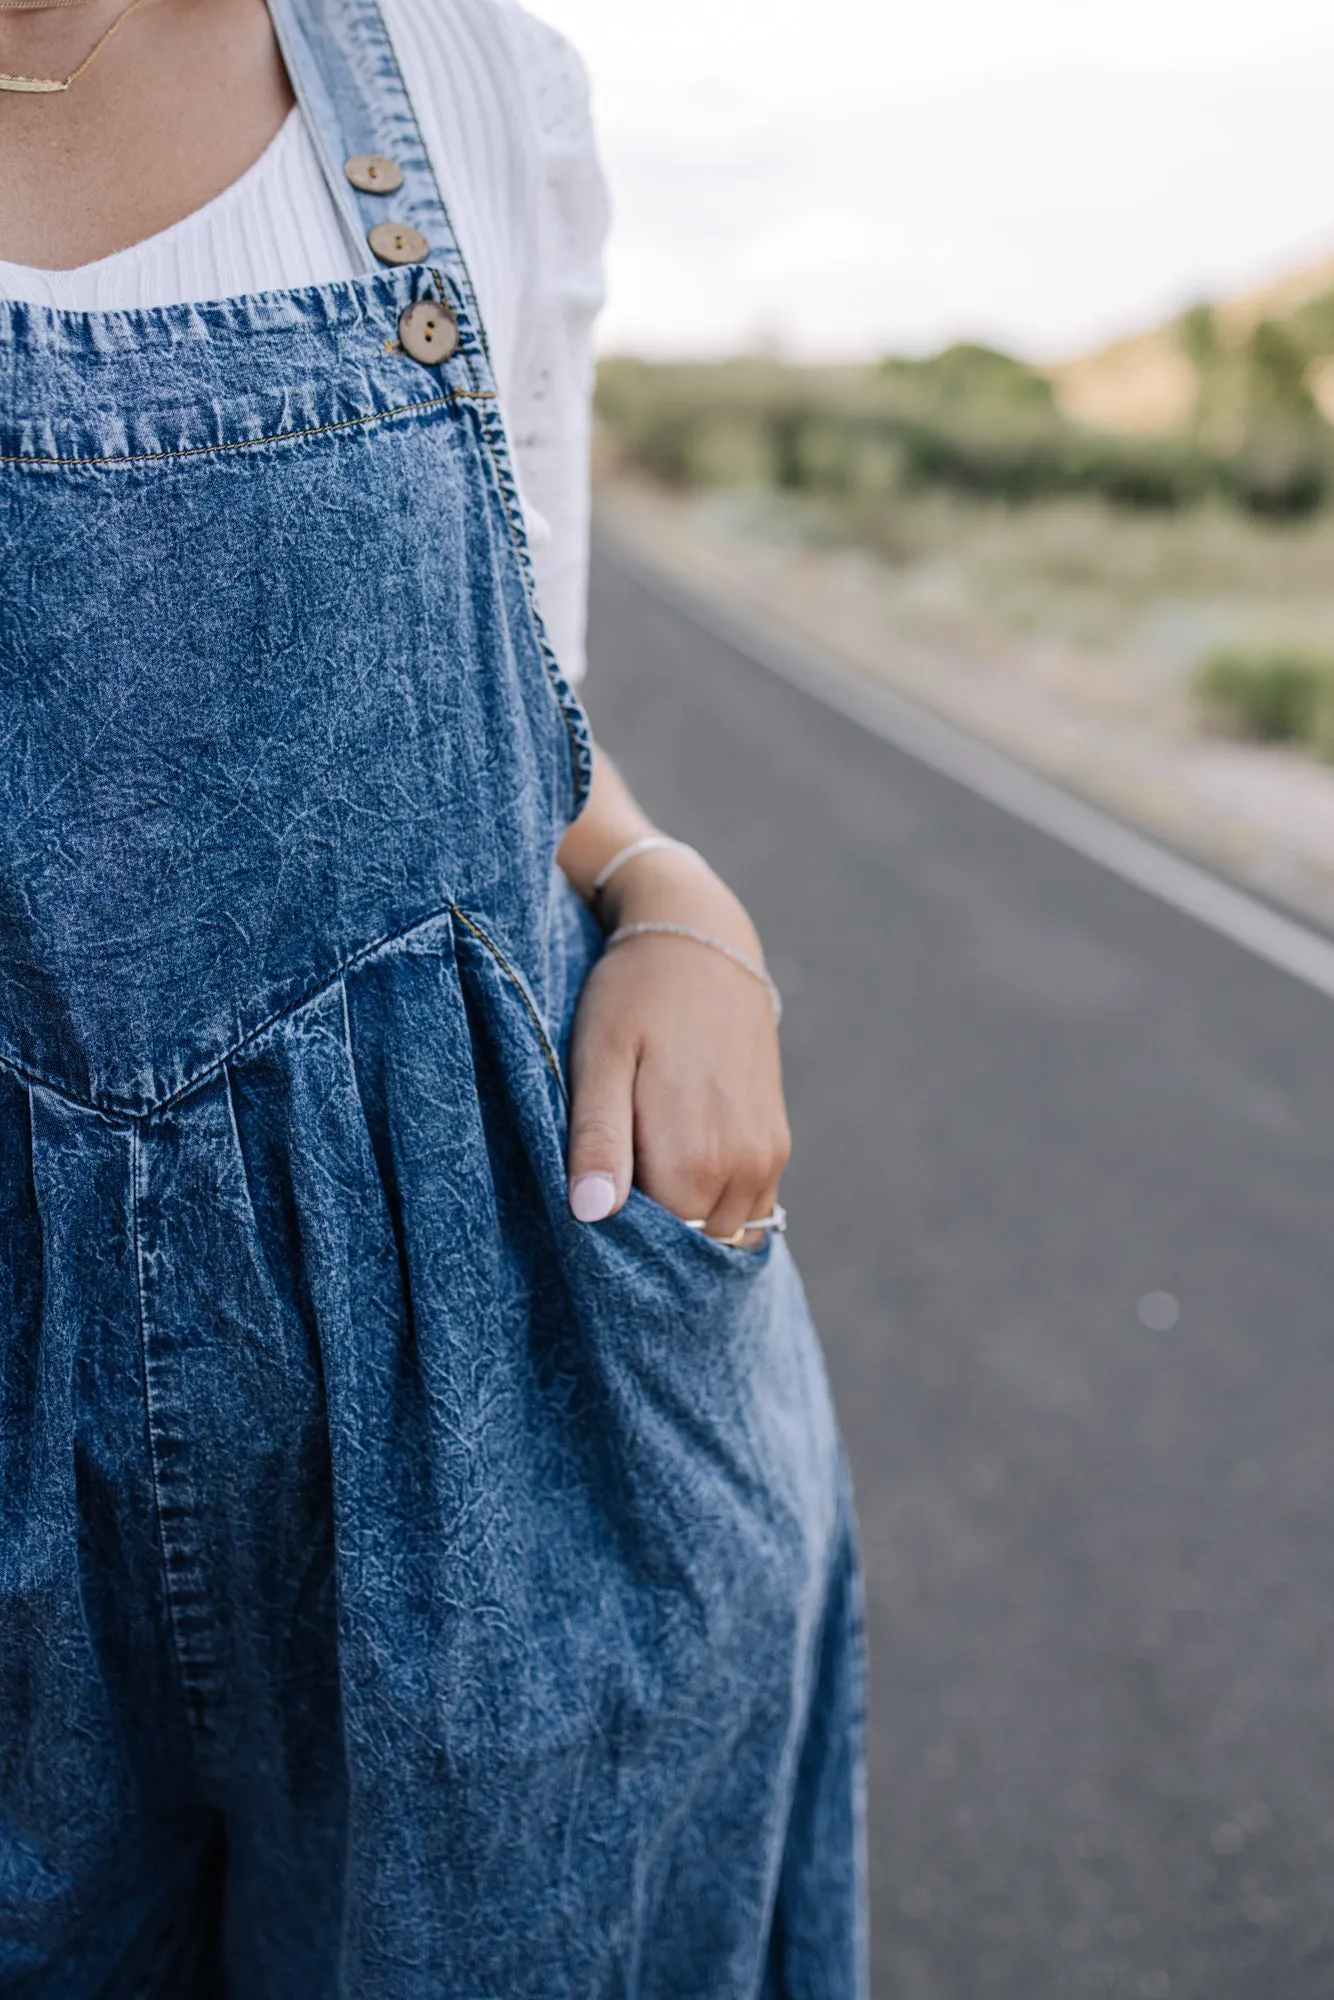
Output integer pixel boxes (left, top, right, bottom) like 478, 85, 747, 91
569, 1172, 618, 1223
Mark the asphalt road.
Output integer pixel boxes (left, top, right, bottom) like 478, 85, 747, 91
583, 538, 1334, 2000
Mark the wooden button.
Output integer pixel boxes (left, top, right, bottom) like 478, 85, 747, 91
398, 300, 459, 367
368, 221, 429, 266
345, 154, 403, 194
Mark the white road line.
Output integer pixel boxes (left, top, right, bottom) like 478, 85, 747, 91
596, 530, 1334, 1006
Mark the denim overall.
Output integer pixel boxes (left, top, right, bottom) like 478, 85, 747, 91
0, 5, 865, 1992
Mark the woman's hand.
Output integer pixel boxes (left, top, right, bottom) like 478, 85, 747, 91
557, 751, 789, 1245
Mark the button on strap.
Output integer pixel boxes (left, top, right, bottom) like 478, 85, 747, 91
368, 221, 429, 266
345, 153, 404, 194
398, 300, 459, 367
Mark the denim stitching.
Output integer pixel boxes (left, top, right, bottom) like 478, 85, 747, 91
473, 396, 593, 811
450, 906, 567, 1104
0, 385, 495, 470
0, 898, 566, 1119
428, 265, 483, 396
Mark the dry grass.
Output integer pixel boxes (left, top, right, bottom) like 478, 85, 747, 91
694, 480, 1334, 669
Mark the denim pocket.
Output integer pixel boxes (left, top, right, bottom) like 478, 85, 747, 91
455, 902, 774, 1277
622, 1186, 775, 1270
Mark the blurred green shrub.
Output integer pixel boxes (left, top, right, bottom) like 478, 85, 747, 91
1195, 647, 1334, 753
595, 325, 1334, 526
1243, 320, 1318, 421
877, 342, 1055, 418
1223, 426, 1328, 518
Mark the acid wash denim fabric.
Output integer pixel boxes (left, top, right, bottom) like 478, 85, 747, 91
0, 3, 867, 1993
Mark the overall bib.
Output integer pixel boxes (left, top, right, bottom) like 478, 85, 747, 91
0, 5, 866, 1993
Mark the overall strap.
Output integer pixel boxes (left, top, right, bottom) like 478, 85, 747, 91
266, 0, 484, 333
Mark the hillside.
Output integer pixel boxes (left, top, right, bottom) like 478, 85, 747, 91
1050, 250, 1334, 435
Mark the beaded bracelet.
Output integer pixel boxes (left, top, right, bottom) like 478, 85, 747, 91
603, 921, 783, 1027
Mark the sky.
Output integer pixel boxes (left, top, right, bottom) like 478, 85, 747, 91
530, 0, 1334, 363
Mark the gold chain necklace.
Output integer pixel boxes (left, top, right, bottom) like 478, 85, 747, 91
0, 0, 148, 91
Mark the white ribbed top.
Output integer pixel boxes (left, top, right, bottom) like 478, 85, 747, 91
0, 0, 609, 681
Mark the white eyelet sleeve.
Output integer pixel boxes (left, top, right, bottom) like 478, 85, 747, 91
384, 0, 610, 685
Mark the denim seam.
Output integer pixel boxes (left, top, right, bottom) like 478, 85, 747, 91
0, 384, 495, 470
0, 899, 461, 1117
429, 266, 483, 396
450, 906, 567, 1104
472, 394, 592, 811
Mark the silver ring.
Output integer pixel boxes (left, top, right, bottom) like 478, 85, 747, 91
686, 1203, 787, 1242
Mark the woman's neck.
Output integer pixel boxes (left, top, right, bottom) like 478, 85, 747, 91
0, 0, 293, 269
